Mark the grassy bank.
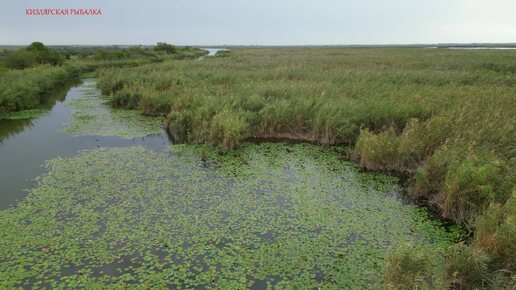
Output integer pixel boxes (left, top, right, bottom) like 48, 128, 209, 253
97, 47, 515, 288
0, 44, 207, 117
0, 65, 74, 113
0, 60, 159, 119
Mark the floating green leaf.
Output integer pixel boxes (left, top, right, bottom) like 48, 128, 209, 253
0, 144, 457, 289
63, 82, 163, 138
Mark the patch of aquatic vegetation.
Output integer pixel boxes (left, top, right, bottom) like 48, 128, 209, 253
0, 143, 457, 289
63, 82, 163, 138
0, 109, 49, 120
79, 71, 97, 79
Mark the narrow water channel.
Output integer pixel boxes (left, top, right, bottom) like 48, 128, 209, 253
202, 48, 229, 56
0, 80, 170, 209
0, 80, 457, 288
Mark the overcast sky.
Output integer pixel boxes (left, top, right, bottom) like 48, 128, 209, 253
1, 0, 515, 45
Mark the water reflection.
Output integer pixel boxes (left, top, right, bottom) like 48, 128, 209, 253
0, 81, 73, 142
201, 48, 229, 56
0, 118, 34, 144
0, 80, 172, 209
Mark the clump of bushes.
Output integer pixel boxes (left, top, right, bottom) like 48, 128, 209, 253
4, 49, 36, 69
153, 42, 177, 54
152, 43, 207, 60
4, 42, 65, 69
26, 41, 65, 66
0, 65, 74, 112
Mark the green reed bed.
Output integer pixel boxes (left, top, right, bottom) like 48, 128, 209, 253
96, 47, 515, 288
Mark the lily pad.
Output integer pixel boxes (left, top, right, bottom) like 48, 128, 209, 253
63, 82, 163, 139
0, 144, 456, 289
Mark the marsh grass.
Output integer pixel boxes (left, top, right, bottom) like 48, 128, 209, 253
214, 50, 231, 57
0, 45, 206, 115
0, 59, 154, 115
382, 243, 440, 289
442, 243, 490, 289
96, 47, 515, 287
474, 195, 515, 269
383, 243, 492, 290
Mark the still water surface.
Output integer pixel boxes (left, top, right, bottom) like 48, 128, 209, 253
0, 80, 170, 209
0, 80, 459, 289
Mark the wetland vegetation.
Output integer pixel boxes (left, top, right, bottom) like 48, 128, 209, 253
64, 83, 163, 138
0, 45, 514, 289
0, 42, 206, 118
97, 47, 515, 288
0, 143, 458, 288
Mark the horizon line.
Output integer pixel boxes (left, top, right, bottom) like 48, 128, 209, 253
1, 42, 516, 47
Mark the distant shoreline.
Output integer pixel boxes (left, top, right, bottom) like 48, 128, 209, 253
2, 43, 516, 49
